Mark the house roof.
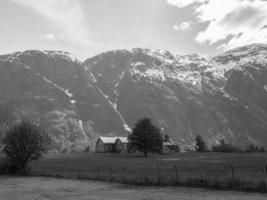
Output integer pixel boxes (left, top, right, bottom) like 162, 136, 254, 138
163, 141, 177, 146
117, 137, 128, 143
98, 137, 128, 144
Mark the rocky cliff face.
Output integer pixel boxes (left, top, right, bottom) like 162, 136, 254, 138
1, 44, 267, 151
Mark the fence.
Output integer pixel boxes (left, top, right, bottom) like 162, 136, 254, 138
31, 163, 267, 192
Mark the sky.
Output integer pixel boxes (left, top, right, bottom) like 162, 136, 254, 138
0, 0, 266, 60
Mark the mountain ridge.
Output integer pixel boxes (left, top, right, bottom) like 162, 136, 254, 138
0, 43, 267, 152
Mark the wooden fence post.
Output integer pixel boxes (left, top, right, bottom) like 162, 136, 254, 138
78, 167, 81, 179
122, 167, 125, 182
139, 167, 143, 183
202, 166, 206, 184
174, 165, 179, 184
230, 165, 235, 187
156, 166, 160, 184
90, 165, 94, 179
87, 165, 90, 179
109, 167, 112, 181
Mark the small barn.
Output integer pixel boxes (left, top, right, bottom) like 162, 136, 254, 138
114, 137, 128, 153
95, 137, 128, 153
161, 140, 180, 154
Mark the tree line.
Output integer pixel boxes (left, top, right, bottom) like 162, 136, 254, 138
0, 106, 266, 175
194, 134, 265, 153
128, 118, 266, 156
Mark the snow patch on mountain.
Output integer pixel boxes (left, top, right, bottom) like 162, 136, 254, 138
70, 100, 76, 104
130, 62, 146, 68
78, 120, 89, 143
41, 76, 76, 103
145, 68, 166, 81
220, 88, 238, 101
95, 83, 131, 133
0, 50, 80, 64
43, 50, 80, 63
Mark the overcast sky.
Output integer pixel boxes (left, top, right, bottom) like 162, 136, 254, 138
0, 0, 267, 60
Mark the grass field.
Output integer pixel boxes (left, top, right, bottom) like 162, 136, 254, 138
1, 176, 267, 200
31, 152, 267, 192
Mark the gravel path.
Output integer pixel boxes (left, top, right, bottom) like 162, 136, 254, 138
0, 176, 267, 200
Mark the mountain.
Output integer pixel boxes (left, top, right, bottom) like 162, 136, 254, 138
1, 44, 267, 152
0, 50, 126, 153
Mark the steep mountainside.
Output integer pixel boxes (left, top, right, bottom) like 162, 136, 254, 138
84, 44, 267, 148
1, 44, 267, 151
0, 50, 126, 152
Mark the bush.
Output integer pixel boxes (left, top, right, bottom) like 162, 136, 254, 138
83, 146, 90, 153
0, 159, 18, 174
246, 144, 265, 152
2, 120, 50, 174
212, 139, 242, 153
195, 135, 207, 152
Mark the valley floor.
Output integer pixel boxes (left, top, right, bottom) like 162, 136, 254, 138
0, 176, 267, 200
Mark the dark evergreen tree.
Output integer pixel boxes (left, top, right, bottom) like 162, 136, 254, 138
2, 120, 50, 174
164, 134, 170, 142
128, 118, 163, 157
212, 139, 242, 153
195, 135, 207, 152
259, 146, 265, 152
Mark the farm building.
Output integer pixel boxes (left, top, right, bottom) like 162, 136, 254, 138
161, 137, 180, 154
95, 135, 179, 154
95, 137, 128, 153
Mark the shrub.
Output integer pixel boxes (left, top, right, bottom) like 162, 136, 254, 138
2, 120, 50, 174
246, 144, 265, 152
0, 159, 18, 174
195, 135, 207, 152
212, 139, 242, 153
83, 146, 90, 153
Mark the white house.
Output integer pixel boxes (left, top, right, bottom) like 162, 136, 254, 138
95, 137, 128, 153
161, 139, 180, 154
95, 135, 179, 154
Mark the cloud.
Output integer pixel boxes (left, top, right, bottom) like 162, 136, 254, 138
42, 34, 57, 41
167, 0, 267, 50
173, 21, 193, 31
166, 0, 206, 8
11, 0, 92, 48
41, 34, 65, 41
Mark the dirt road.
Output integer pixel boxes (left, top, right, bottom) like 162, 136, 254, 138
0, 176, 267, 200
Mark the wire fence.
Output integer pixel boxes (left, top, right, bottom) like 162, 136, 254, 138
30, 163, 267, 192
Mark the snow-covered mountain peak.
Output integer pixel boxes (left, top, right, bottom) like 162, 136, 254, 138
225, 43, 267, 55
0, 50, 81, 64
2, 43, 267, 152
42, 50, 80, 63
213, 43, 267, 65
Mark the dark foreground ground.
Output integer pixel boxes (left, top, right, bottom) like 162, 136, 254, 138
0, 176, 267, 200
